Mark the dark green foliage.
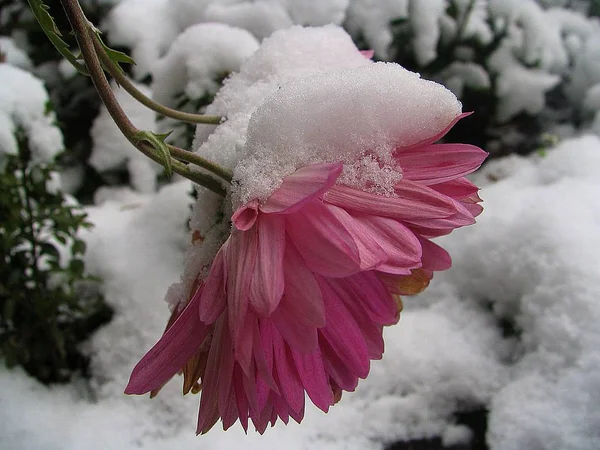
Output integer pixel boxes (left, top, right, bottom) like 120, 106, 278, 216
0, 130, 112, 383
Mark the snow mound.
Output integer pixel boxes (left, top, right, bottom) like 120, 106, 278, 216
234, 62, 461, 204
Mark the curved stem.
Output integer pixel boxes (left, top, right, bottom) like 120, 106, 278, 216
59, 0, 228, 196
92, 35, 224, 126
167, 145, 232, 182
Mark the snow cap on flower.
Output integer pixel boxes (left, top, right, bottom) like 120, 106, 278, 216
233, 62, 462, 205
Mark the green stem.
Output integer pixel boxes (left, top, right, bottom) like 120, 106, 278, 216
167, 145, 232, 182
59, 0, 228, 196
91, 35, 223, 126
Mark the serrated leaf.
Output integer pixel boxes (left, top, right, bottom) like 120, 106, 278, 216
133, 131, 174, 178
26, 0, 89, 75
92, 30, 135, 74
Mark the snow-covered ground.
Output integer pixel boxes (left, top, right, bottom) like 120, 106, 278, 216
2, 134, 600, 449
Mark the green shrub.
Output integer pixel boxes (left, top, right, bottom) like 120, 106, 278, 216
0, 129, 112, 383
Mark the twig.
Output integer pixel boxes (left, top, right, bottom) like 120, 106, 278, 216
91, 35, 223, 126
59, 0, 228, 196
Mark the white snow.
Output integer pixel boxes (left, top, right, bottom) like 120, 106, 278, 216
234, 61, 461, 204
89, 80, 161, 193
0, 37, 32, 70
0, 64, 63, 166
102, 0, 180, 79
152, 23, 259, 144
3, 132, 600, 450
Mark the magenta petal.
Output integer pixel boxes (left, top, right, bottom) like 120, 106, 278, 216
199, 248, 226, 324
249, 215, 285, 316
224, 230, 257, 349
198, 316, 227, 434
355, 215, 422, 274
396, 143, 488, 185
292, 349, 334, 412
317, 277, 370, 379
327, 278, 385, 360
271, 301, 318, 354
286, 202, 361, 278
272, 326, 305, 414
233, 366, 250, 432
325, 182, 457, 221
419, 237, 452, 271
344, 272, 398, 325
125, 294, 208, 395
260, 162, 343, 214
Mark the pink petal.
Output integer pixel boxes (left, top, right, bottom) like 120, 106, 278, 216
355, 215, 422, 274
286, 202, 361, 278
325, 182, 457, 221
326, 278, 385, 360
396, 143, 488, 185
429, 177, 480, 199
317, 277, 370, 379
291, 349, 334, 412
233, 366, 250, 432
198, 248, 226, 323
281, 242, 326, 327
249, 215, 286, 316
272, 327, 305, 414
224, 230, 257, 351
125, 294, 209, 395
396, 112, 472, 152
253, 320, 278, 396
326, 204, 387, 271
271, 300, 318, 354
360, 49, 375, 59
344, 272, 398, 325
197, 316, 227, 434
319, 336, 360, 391
260, 162, 343, 214
418, 237, 452, 271
232, 199, 259, 231
405, 198, 476, 232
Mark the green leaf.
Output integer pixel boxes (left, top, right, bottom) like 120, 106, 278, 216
26, 0, 89, 75
133, 131, 174, 177
72, 239, 86, 255
92, 29, 136, 75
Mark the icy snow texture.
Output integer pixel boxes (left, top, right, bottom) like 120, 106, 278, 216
3, 135, 600, 449
192, 25, 372, 171
152, 23, 259, 143
90, 81, 161, 193
0, 64, 63, 165
234, 62, 461, 204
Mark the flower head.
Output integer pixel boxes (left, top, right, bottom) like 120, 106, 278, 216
125, 28, 487, 435
125, 115, 487, 434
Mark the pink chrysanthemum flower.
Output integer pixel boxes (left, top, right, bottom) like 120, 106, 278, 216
125, 113, 487, 434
